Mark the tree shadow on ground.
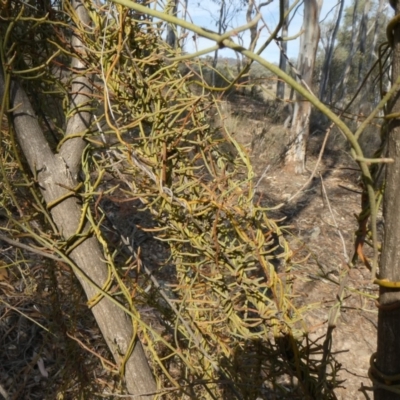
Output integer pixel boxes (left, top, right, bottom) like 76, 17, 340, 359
217, 332, 344, 400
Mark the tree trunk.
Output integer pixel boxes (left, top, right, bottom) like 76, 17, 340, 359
180, 0, 189, 49
319, 0, 344, 102
0, 1, 156, 397
211, 0, 227, 86
276, 0, 289, 101
357, 0, 371, 82
246, 0, 257, 50
366, 0, 386, 74
336, 0, 361, 104
354, 0, 386, 124
166, 0, 178, 48
285, 0, 321, 174
374, 2, 400, 399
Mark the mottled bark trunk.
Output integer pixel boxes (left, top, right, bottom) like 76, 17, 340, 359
285, 0, 321, 174
374, 2, 400, 399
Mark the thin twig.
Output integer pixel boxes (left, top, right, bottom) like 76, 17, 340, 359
0, 232, 64, 262
319, 173, 349, 262
287, 127, 331, 203
66, 332, 118, 370
255, 164, 270, 188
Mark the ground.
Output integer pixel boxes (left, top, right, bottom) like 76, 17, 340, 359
259, 163, 378, 400
230, 93, 379, 400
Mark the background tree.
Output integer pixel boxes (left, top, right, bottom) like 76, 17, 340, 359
166, 0, 179, 48
320, 0, 390, 106
319, 0, 345, 102
211, 0, 237, 84
336, 0, 362, 103
356, 0, 371, 82
276, 0, 290, 100
365, 0, 386, 74
285, 0, 322, 173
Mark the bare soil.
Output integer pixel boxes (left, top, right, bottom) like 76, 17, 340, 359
230, 93, 379, 400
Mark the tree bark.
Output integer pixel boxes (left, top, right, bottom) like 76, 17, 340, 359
0, 1, 156, 397
356, 0, 371, 82
285, 0, 321, 174
366, 0, 386, 75
276, 0, 289, 101
354, 0, 386, 125
211, 0, 227, 86
166, 0, 178, 48
180, 0, 189, 49
246, 0, 257, 50
59, 0, 92, 179
319, 0, 344, 102
1, 69, 157, 400
374, 2, 400, 399
336, 0, 361, 104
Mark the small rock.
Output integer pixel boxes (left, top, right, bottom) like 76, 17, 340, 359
310, 226, 320, 241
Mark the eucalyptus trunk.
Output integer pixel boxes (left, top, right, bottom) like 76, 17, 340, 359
319, 0, 344, 102
285, 0, 321, 174
356, 0, 371, 82
374, 1, 400, 399
366, 0, 385, 73
166, 0, 179, 48
336, 0, 361, 104
276, 0, 289, 100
